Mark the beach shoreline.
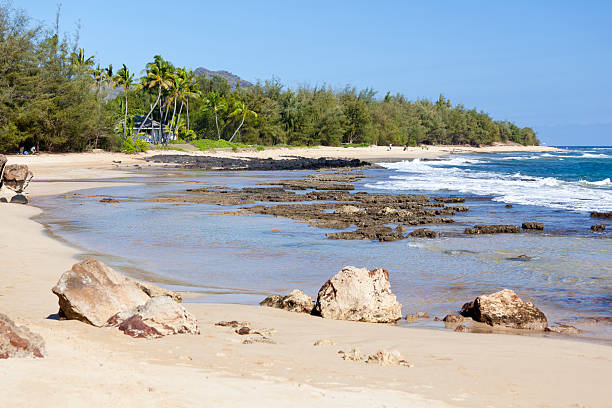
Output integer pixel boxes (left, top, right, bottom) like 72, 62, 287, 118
2, 146, 611, 408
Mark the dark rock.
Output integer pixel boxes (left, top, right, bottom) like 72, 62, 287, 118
0, 313, 45, 359
465, 225, 521, 234
507, 254, 532, 261
590, 212, 612, 219
236, 326, 251, 335
505, 204, 513, 208
100, 198, 120, 203
454, 324, 470, 332
405, 312, 429, 320
2, 164, 33, 192
327, 226, 405, 242
545, 325, 582, 335
215, 321, 249, 328
433, 196, 465, 203
10, 194, 28, 205
395, 225, 408, 233
591, 224, 606, 232
407, 228, 439, 238
460, 289, 547, 330
145, 155, 372, 171
0, 197, 7, 203
0, 154, 6, 186
522, 222, 544, 230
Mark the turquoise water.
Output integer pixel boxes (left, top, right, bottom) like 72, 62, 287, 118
35, 147, 612, 341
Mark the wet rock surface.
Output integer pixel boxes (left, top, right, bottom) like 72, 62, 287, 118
52, 258, 180, 327
590, 211, 612, 219
545, 325, 582, 335
460, 289, 548, 330
314, 266, 402, 323
260, 289, 314, 313
591, 224, 606, 232
465, 225, 521, 234
9, 194, 28, 204
407, 228, 440, 238
145, 155, 372, 171
522, 222, 544, 230
0, 313, 45, 359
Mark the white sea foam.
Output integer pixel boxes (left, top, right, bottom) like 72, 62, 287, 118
369, 159, 612, 212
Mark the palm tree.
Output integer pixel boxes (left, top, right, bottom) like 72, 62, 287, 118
70, 48, 94, 67
91, 65, 105, 148
136, 56, 174, 143
228, 101, 257, 142
202, 92, 227, 140
113, 64, 135, 137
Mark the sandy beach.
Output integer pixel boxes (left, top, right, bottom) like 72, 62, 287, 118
2, 146, 610, 408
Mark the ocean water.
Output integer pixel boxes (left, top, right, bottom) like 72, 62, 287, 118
35, 147, 612, 341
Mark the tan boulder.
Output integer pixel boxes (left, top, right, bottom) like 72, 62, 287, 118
2, 164, 33, 193
0, 313, 45, 359
460, 289, 547, 330
314, 266, 402, 323
107, 296, 199, 338
52, 258, 180, 327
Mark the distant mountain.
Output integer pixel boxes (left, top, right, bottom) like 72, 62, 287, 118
194, 67, 253, 89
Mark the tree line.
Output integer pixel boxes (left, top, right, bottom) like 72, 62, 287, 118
0, 4, 538, 153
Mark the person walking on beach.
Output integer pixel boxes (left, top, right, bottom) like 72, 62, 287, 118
388, 144, 392, 151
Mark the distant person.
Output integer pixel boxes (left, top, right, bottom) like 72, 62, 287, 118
403, 143, 409, 151
388, 144, 392, 151
19, 146, 24, 155
30, 146, 36, 154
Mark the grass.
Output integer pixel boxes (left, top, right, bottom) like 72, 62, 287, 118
343, 143, 370, 148
191, 139, 249, 151
152, 145, 187, 152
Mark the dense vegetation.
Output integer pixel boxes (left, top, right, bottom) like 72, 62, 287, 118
0, 4, 538, 153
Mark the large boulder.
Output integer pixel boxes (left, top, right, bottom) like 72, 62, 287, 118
313, 266, 402, 323
460, 289, 547, 330
2, 164, 33, 193
51, 258, 180, 327
260, 289, 314, 313
106, 296, 199, 338
0, 154, 6, 183
0, 313, 45, 359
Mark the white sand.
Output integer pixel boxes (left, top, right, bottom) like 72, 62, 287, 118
1, 147, 610, 408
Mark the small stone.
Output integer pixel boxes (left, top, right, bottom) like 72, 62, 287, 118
339, 348, 364, 362
405, 312, 429, 320
366, 350, 412, 367
395, 225, 408, 233
236, 326, 251, 335
442, 314, 464, 323
100, 198, 120, 203
545, 325, 582, 335
590, 224, 605, 232
9, 194, 28, 204
454, 324, 470, 332
215, 320, 249, 328
408, 228, 439, 238
505, 204, 513, 208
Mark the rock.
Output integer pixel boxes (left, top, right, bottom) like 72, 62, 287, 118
405, 312, 429, 320
377, 207, 397, 215
505, 204, 513, 208
326, 226, 405, 242
52, 258, 177, 327
590, 211, 612, 219
0, 197, 7, 203
215, 320, 249, 328
442, 314, 464, 323
236, 326, 251, 335
522, 222, 544, 230
506, 254, 533, 261
460, 289, 547, 330
454, 324, 470, 332
100, 198, 120, 203
135, 281, 182, 303
395, 225, 408, 233
0, 154, 6, 184
407, 228, 439, 238
0, 313, 45, 359
433, 196, 465, 203
242, 337, 275, 344
338, 348, 364, 361
366, 350, 411, 367
108, 296, 199, 338
464, 225, 521, 234
9, 194, 28, 204
591, 224, 606, 232
545, 325, 582, 335
313, 266, 402, 323
334, 205, 365, 215
260, 289, 314, 313
2, 164, 33, 192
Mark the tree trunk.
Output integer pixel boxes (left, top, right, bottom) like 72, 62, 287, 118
186, 100, 190, 130
137, 88, 161, 137
175, 102, 184, 135
215, 113, 221, 140
123, 88, 129, 138
228, 113, 246, 143
158, 86, 164, 145
169, 99, 177, 139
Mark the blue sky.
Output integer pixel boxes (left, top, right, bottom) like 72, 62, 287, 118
16, 0, 612, 145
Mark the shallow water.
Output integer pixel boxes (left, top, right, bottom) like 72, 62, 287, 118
34, 149, 612, 342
